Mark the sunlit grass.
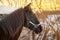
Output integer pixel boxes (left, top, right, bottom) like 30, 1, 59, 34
0, 0, 60, 11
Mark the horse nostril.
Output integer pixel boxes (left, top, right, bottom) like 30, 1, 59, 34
34, 25, 42, 34
38, 25, 42, 32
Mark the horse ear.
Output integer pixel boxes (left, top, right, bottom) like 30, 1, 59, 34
24, 3, 31, 11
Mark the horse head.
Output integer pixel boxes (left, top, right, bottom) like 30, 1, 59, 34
24, 3, 42, 34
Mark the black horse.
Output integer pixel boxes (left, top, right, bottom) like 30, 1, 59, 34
0, 3, 42, 40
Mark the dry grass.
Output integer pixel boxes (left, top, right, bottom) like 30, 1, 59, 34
18, 11, 60, 40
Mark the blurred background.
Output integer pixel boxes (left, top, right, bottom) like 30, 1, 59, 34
0, 0, 60, 40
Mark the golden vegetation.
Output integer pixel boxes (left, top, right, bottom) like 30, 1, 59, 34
0, 0, 60, 11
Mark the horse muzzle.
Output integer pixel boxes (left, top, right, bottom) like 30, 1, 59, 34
33, 25, 42, 34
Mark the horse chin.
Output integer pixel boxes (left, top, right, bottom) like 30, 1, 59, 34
34, 25, 42, 34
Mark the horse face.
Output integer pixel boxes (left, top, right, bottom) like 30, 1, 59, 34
24, 3, 42, 34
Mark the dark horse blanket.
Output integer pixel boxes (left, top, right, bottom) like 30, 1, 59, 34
0, 3, 42, 40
